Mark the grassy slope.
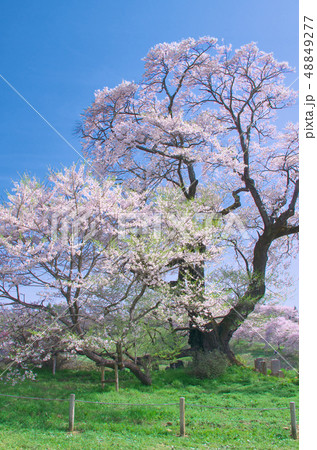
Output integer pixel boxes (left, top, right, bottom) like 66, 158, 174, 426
231, 341, 299, 371
0, 366, 298, 449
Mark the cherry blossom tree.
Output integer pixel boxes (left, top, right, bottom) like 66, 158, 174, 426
0, 305, 65, 377
78, 37, 299, 361
0, 165, 223, 384
232, 304, 299, 353
0, 166, 157, 384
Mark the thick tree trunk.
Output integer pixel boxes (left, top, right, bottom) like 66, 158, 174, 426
83, 349, 152, 385
188, 230, 273, 364
188, 327, 241, 364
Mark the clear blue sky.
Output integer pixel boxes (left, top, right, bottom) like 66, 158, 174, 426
0, 0, 299, 304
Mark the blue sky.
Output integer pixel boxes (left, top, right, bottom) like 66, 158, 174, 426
0, 0, 298, 304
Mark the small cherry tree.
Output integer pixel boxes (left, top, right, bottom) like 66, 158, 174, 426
0, 305, 66, 380
0, 166, 156, 383
0, 165, 222, 384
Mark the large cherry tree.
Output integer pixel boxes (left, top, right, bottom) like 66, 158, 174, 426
79, 37, 299, 361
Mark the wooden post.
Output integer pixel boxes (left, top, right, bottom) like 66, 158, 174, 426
114, 362, 119, 392
116, 342, 123, 369
180, 397, 185, 437
52, 355, 57, 376
290, 402, 297, 439
69, 394, 75, 432
101, 366, 105, 390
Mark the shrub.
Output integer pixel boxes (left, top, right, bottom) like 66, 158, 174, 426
191, 350, 229, 379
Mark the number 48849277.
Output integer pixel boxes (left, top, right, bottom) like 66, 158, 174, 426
304, 16, 314, 79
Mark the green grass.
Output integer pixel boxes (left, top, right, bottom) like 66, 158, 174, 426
0, 366, 298, 449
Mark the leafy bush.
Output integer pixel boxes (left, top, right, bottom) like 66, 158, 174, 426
191, 350, 229, 379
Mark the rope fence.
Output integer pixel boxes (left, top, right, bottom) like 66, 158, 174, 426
0, 392, 298, 440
